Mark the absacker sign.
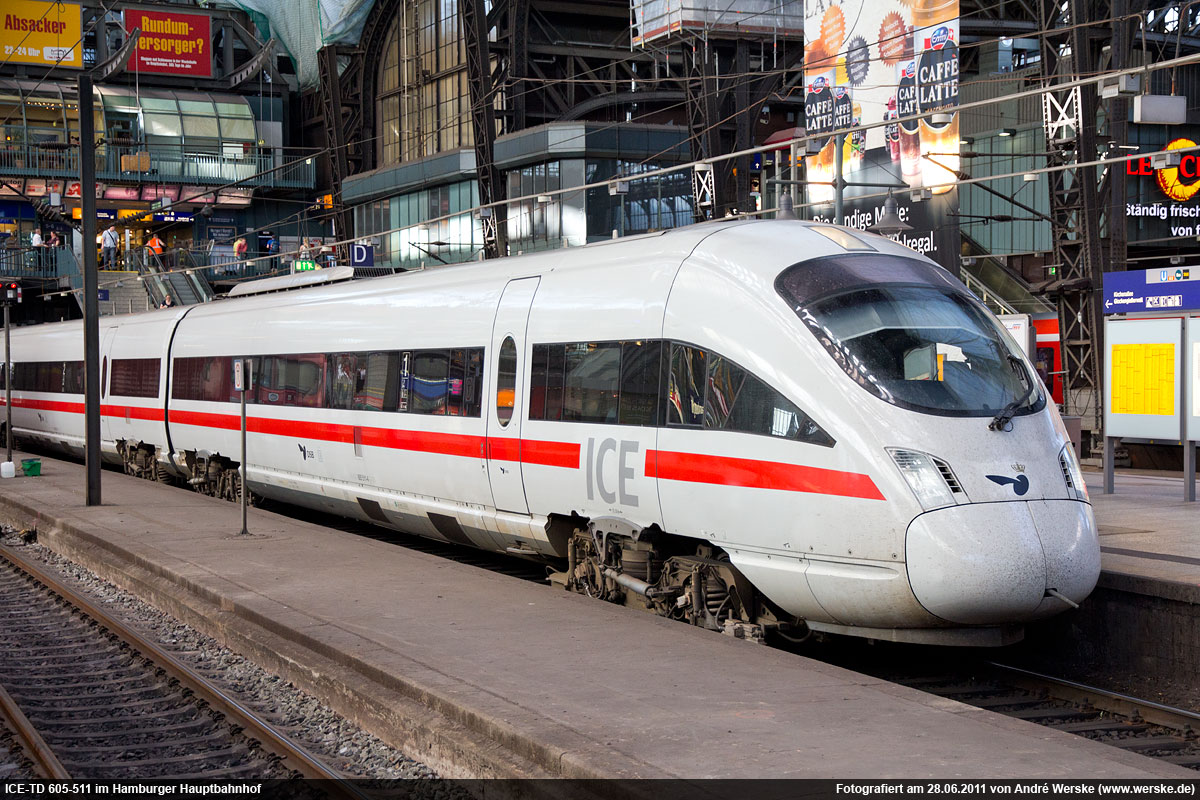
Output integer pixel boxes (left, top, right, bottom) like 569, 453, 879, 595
125, 9, 211, 77
1, 0, 82, 68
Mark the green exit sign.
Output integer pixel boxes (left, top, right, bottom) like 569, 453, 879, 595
294, 259, 318, 272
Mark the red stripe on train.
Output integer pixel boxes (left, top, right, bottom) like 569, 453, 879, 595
645, 449, 885, 500
169, 408, 578, 467
3, 397, 164, 421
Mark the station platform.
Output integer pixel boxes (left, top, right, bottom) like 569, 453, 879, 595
0, 451, 1192, 781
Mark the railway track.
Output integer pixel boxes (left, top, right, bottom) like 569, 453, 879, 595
842, 652, 1200, 772
0, 543, 363, 785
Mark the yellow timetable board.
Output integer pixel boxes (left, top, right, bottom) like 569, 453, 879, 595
1110, 343, 1176, 416
1, 0, 83, 69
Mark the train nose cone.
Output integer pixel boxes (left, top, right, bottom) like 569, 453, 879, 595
906, 501, 1099, 625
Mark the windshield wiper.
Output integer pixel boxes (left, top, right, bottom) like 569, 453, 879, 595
989, 355, 1037, 432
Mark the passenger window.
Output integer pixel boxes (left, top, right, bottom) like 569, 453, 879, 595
529, 345, 549, 421
358, 352, 398, 411
705, 354, 835, 447
328, 353, 361, 410
446, 349, 466, 415
497, 336, 517, 425
463, 348, 483, 417
411, 350, 450, 414
618, 341, 662, 426
256, 354, 325, 407
563, 342, 620, 423
667, 344, 705, 427
110, 358, 161, 398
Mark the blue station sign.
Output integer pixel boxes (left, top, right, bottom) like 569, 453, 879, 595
1103, 267, 1200, 313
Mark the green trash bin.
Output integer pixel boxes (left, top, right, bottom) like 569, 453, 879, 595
20, 458, 41, 477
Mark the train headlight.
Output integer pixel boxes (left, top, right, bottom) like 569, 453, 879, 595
887, 448, 957, 511
1058, 444, 1089, 502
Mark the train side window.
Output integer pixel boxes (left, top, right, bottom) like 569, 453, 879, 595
497, 336, 517, 426
254, 354, 324, 407
171, 357, 228, 402
463, 348, 483, 417
38, 361, 64, 393
447, 349, 467, 416
705, 354, 835, 447
543, 344, 566, 420
411, 349, 450, 414
618, 340, 663, 426
667, 344, 706, 427
327, 352, 361, 410
110, 358, 161, 398
529, 344, 567, 421
563, 342, 620, 424
101, 356, 107, 398
529, 345, 549, 421
65, 361, 84, 394
356, 352, 398, 411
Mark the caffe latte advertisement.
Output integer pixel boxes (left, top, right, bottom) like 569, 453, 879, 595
802, 0, 961, 272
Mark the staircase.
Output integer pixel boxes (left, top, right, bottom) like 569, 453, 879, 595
98, 271, 156, 315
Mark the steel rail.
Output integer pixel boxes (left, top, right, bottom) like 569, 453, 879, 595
0, 679, 71, 780
989, 661, 1200, 733
0, 545, 370, 796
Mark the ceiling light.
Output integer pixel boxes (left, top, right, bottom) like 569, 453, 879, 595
998, 128, 1016, 137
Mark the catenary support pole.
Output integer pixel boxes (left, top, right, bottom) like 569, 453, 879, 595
78, 73, 101, 506
4, 302, 10, 465
240, 376, 249, 535
834, 132, 845, 226
1103, 436, 1115, 495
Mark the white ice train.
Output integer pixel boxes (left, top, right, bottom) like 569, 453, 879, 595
1, 220, 1099, 646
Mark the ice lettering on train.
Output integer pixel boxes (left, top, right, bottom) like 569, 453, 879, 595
584, 437, 639, 507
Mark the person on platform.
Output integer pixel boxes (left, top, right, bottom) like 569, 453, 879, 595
233, 235, 248, 274
30, 229, 43, 248
265, 233, 278, 269
101, 224, 119, 269
46, 231, 61, 248
145, 235, 165, 262
160, 293, 175, 309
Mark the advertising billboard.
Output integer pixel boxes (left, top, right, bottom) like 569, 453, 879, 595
125, 9, 212, 77
1125, 132, 1200, 241
1, 0, 82, 68
802, 0, 960, 272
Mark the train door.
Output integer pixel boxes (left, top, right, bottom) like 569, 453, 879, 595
486, 277, 540, 513
99, 326, 118, 444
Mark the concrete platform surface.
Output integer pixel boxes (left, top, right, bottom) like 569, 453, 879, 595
1085, 471, 1200, 594
0, 453, 1192, 781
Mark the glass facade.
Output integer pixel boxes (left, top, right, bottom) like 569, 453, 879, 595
506, 160, 587, 253
377, 0, 473, 165
585, 159, 694, 240
353, 180, 482, 269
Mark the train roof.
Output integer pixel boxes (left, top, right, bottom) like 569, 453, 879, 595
20, 220, 935, 336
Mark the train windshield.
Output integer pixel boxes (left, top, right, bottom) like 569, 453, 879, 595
776, 254, 1043, 418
